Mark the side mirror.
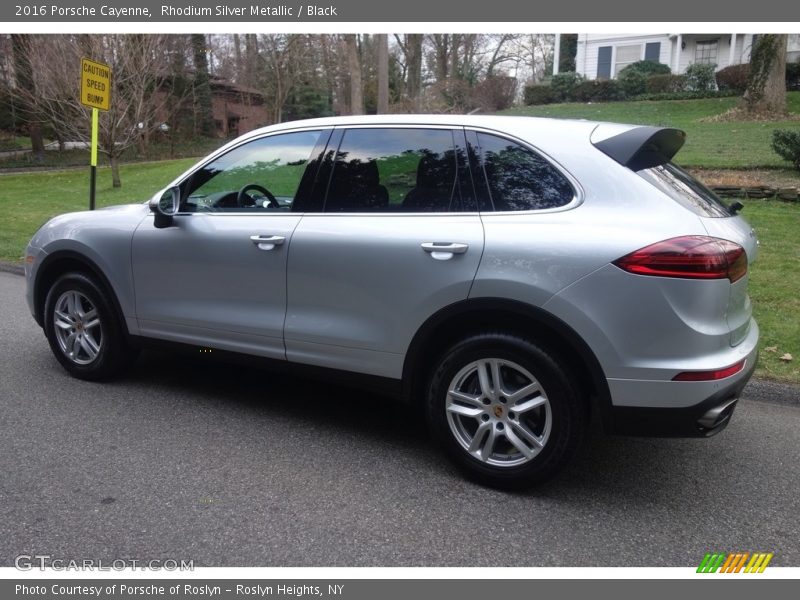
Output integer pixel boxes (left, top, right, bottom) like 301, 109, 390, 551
149, 186, 180, 228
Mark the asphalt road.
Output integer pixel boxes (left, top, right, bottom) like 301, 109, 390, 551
1, 270, 799, 567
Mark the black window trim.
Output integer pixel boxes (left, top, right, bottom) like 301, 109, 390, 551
160, 123, 583, 217
464, 126, 583, 215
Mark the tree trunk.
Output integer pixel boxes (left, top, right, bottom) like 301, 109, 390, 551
377, 34, 389, 114
432, 34, 449, 81
110, 153, 121, 188
449, 35, 461, 80
245, 34, 258, 84
11, 35, 45, 161
742, 34, 788, 116
346, 35, 363, 115
28, 123, 45, 158
233, 34, 242, 81
191, 34, 215, 137
405, 34, 423, 110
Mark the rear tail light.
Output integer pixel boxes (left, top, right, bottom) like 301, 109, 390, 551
672, 360, 746, 381
613, 236, 747, 283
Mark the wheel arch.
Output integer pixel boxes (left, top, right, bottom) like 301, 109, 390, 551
34, 250, 128, 334
402, 298, 612, 429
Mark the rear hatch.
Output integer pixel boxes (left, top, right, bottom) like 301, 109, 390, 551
591, 123, 758, 347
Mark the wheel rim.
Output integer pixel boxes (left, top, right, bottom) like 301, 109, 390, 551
445, 358, 552, 467
53, 290, 103, 365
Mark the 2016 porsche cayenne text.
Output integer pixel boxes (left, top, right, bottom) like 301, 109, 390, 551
25, 115, 759, 488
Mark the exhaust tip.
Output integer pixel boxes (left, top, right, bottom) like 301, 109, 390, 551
697, 397, 739, 432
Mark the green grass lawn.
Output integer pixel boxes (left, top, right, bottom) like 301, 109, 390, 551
742, 199, 800, 383
501, 92, 800, 169
0, 158, 197, 261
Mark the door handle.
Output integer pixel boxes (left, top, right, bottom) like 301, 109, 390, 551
250, 235, 285, 250
421, 242, 469, 260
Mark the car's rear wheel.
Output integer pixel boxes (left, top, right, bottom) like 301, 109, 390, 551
43, 272, 137, 380
426, 333, 586, 489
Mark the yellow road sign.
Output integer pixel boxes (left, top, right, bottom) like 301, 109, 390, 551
80, 57, 111, 111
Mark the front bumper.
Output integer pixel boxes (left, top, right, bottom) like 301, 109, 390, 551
24, 243, 45, 323
607, 354, 757, 437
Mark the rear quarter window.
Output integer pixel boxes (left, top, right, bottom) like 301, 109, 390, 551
638, 162, 731, 218
473, 132, 575, 211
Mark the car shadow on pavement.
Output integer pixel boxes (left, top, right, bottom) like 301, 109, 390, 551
128, 348, 431, 443
122, 348, 731, 501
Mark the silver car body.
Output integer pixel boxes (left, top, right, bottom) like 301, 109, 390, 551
25, 115, 759, 436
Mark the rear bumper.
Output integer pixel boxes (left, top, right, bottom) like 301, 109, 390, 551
607, 353, 757, 437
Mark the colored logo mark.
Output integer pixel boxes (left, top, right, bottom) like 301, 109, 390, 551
697, 552, 774, 573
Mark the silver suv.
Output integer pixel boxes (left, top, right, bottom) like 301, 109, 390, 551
25, 115, 759, 488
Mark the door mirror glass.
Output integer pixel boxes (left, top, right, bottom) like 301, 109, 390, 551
150, 186, 180, 216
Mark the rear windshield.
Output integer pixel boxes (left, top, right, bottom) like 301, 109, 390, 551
638, 162, 731, 218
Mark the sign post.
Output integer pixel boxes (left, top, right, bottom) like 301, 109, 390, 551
79, 58, 111, 210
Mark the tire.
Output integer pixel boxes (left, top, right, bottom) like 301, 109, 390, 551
426, 333, 587, 489
43, 272, 137, 381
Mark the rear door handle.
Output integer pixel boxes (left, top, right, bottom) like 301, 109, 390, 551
421, 242, 469, 260
250, 235, 285, 250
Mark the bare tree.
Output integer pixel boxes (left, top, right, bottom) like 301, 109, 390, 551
345, 35, 364, 115
245, 34, 258, 84
485, 34, 519, 78
515, 34, 554, 83
232, 34, 243, 81
376, 34, 389, 114
21, 34, 184, 187
10, 35, 45, 160
191, 34, 215, 137
429, 34, 452, 81
258, 34, 310, 123
395, 34, 423, 109
319, 34, 344, 113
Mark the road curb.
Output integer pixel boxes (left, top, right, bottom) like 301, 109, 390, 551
0, 261, 23, 276
744, 378, 800, 407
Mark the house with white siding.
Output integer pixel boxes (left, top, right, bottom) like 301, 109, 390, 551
556, 34, 800, 80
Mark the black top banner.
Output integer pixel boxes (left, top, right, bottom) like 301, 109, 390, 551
3, 0, 799, 22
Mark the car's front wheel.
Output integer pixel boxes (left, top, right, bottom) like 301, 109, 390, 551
43, 272, 137, 380
426, 333, 586, 489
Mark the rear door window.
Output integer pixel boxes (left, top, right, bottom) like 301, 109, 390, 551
471, 132, 575, 212
324, 128, 473, 213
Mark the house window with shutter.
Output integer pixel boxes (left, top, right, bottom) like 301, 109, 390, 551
695, 40, 719, 65
614, 44, 642, 75
645, 42, 661, 62
597, 46, 612, 79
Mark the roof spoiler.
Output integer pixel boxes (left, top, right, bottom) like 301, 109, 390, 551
592, 126, 686, 171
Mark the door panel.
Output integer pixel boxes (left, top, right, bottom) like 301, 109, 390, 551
132, 214, 301, 359
130, 129, 324, 359
285, 214, 483, 378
